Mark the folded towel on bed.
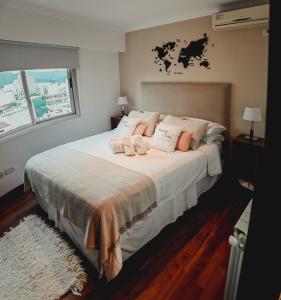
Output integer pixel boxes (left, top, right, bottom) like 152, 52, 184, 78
109, 136, 149, 155
124, 144, 136, 156
130, 135, 143, 147
121, 136, 132, 147
135, 142, 149, 155
135, 139, 149, 155
109, 138, 124, 154
130, 135, 149, 155
120, 136, 136, 155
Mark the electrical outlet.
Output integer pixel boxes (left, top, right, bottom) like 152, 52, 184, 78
0, 171, 4, 179
4, 167, 15, 176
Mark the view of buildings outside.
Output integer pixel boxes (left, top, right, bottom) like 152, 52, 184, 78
0, 71, 32, 133
0, 69, 73, 136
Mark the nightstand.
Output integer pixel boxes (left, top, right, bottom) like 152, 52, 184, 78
232, 134, 264, 186
111, 116, 123, 129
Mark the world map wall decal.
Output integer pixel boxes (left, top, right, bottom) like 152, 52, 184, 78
152, 33, 213, 75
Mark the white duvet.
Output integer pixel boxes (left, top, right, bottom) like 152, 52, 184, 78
65, 129, 222, 205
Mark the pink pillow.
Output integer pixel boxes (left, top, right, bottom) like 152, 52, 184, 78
128, 111, 160, 137
144, 112, 160, 136
133, 123, 147, 135
176, 131, 192, 152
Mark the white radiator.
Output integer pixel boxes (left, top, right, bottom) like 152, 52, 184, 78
224, 200, 252, 300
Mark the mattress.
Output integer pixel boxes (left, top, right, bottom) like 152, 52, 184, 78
35, 130, 222, 274
65, 130, 222, 205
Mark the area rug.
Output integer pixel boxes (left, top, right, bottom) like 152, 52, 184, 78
0, 215, 87, 300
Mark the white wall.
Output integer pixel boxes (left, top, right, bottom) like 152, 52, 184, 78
0, 7, 123, 196
0, 49, 121, 196
0, 6, 125, 51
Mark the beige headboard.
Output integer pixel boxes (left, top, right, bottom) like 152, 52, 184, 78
140, 82, 231, 128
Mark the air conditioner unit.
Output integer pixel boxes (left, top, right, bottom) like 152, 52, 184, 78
212, 4, 269, 31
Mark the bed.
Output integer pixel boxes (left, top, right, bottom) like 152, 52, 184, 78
24, 82, 231, 281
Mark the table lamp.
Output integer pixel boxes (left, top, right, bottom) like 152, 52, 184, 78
243, 107, 262, 142
117, 96, 128, 116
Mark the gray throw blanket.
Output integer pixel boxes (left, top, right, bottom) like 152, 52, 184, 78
24, 146, 156, 280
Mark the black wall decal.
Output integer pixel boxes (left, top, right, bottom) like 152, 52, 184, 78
152, 34, 212, 74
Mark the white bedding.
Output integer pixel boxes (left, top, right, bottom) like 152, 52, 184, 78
66, 129, 222, 206
36, 130, 222, 274
37, 173, 219, 270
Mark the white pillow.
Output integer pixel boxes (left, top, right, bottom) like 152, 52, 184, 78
150, 123, 183, 153
115, 116, 141, 136
188, 117, 226, 137
159, 113, 167, 122
128, 110, 160, 136
163, 115, 208, 150
204, 134, 225, 144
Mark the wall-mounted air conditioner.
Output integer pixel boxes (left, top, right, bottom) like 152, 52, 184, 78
212, 4, 269, 31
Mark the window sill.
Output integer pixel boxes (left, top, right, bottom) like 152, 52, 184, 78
0, 112, 81, 144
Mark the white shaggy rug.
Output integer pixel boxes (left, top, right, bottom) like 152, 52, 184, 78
0, 215, 87, 300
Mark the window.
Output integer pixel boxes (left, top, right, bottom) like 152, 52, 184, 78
0, 68, 77, 137
0, 71, 32, 133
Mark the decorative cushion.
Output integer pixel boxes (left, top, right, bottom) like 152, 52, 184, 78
115, 116, 141, 136
176, 131, 192, 152
133, 123, 147, 135
189, 117, 226, 139
128, 110, 160, 136
163, 115, 208, 150
150, 123, 183, 153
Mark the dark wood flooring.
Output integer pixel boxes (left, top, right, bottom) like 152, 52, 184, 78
0, 176, 252, 300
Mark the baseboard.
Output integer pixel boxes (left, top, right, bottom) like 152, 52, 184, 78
0, 184, 24, 208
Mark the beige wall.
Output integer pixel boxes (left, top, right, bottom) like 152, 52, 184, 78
119, 16, 268, 138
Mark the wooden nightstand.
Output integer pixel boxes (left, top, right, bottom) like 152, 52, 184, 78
111, 116, 123, 129
232, 134, 264, 186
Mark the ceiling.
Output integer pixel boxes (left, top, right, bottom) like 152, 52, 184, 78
0, 0, 268, 32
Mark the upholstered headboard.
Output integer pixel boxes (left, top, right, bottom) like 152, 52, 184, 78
140, 82, 231, 128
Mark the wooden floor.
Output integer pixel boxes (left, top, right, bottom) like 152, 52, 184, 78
0, 176, 252, 300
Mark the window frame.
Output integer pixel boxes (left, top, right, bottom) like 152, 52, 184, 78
0, 68, 80, 142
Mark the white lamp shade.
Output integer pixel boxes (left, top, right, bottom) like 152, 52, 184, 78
0, 120, 9, 130
243, 107, 262, 122
117, 96, 128, 105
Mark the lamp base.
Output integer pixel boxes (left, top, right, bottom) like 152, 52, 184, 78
239, 179, 254, 191
244, 135, 258, 141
